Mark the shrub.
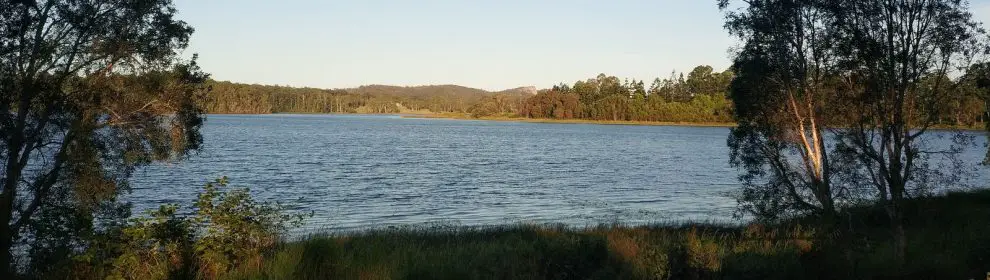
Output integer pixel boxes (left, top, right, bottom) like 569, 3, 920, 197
74, 177, 307, 280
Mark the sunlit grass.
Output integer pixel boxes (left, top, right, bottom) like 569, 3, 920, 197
221, 189, 990, 279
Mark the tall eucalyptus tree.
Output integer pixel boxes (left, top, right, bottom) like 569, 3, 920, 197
720, 0, 986, 263
720, 0, 842, 221
0, 0, 206, 275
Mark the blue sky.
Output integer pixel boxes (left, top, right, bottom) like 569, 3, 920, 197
173, 0, 990, 91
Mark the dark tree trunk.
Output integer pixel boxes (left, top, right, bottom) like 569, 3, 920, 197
886, 202, 907, 267
888, 159, 908, 267
0, 189, 15, 278
1, 120, 25, 278
1, 155, 20, 278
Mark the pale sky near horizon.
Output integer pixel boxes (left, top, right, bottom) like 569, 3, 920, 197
173, 0, 990, 91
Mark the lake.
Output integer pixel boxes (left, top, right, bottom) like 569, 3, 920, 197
128, 114, 988, 233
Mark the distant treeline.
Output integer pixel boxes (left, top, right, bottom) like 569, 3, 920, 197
482, 66, 736, 122
201, 65, 987, 126
202, 82, 509, 114
201, 66, 736, 123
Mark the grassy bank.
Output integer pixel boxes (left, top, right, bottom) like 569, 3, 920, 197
226, 189, 990, 279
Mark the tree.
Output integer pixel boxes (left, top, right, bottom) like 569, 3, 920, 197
827, 0, 985, 262
960, 63, 990, 164
721, 0, 986, 264
687, 65, 718, 96
720, 0, 841, 221
468, 94, 523, 118
0, 0, 206, 275
520, 89, 580, 119
648, 78, 663, 97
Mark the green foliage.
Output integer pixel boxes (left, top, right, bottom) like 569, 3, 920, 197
228, 190, 990, 280
0, 0, 210, 276
199, 64, 981, 128
202, 82, 529, 114
722, 0, 843, 223
64, 177, 306, 280
519, 70, 735, 123
191, 177, 306, 277
960, 63, 990, 164
105, 204, 194, 280
720, 0, 988, 239
197, 68, 742, 124
519, 89, 582, 119
468, 94, 525, 118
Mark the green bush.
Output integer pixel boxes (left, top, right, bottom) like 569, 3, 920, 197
71, 177, 306, 280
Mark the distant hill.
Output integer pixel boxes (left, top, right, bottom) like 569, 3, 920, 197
495, 86, 538, 96
202, 80, 536, 114
347, 84, 533, 97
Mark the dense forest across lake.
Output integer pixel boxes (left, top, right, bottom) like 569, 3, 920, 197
203, 65, 988, 128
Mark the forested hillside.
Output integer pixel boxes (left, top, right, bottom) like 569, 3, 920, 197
201, 65, 738, 123
202, 82, 510, 114
513, 66, 735, 122
201, 65, 987, 127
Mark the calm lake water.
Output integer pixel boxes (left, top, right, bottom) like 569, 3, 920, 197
128, 114, 988, 233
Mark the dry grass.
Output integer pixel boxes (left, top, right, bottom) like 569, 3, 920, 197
215, 189, 990, 279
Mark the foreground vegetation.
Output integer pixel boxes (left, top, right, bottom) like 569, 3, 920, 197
216, 189, 990, 280
25, 179, 988, 279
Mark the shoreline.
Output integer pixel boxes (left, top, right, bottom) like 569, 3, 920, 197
400, 113, 737, 127
398, 113, 988, 131
207, 112, 987, 131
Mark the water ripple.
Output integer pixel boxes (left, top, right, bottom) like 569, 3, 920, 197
126, 114, 988, 235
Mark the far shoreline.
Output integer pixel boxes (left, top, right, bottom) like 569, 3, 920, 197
206, 112, 987, 131
399, 113, 738, 128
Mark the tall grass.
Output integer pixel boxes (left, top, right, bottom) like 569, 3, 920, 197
56, 189, 988, 279
220, 189, 990, 279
